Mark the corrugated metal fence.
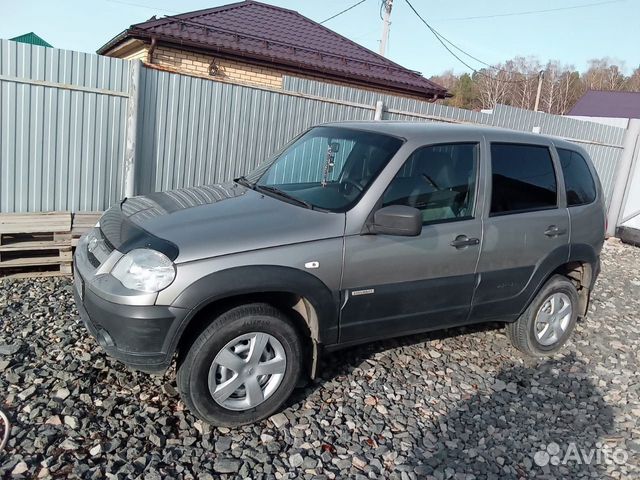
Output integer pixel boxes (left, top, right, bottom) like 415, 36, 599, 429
0, 39, 132, 212
136, 68, 375, 193
283, 76, 626, 203
0, 40, 630, 214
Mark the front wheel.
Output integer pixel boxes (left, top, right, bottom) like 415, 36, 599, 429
177, 303, 302, 426
506, 275, 579, 356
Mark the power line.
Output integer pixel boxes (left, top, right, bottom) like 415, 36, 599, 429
440, 0, 625, 22
403, 0, 536, 84
320, 0, 369, 24
105, 0, 179, 14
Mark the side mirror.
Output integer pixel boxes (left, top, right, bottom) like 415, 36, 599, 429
372, 205, 422, 236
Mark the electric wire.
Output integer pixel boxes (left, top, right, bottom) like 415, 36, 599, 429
404, 0, 537, 84
440, 0, 625, 22
320, 0, 369, 24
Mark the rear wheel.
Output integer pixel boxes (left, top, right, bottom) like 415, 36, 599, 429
506, 275, 579, 356
177, 303, 302, 426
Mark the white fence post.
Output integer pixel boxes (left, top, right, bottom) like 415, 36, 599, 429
123, 60, 141, 198
374, 100, 384, 120
607, 118, 640, 236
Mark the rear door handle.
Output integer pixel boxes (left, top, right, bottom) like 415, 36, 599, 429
544, 225, 567, 237
450, 235, 480, 249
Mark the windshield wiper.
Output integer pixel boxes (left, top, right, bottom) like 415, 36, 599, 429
234, 176, 256, 189
256, 185, 314, 210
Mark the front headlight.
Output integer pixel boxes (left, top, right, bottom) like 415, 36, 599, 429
110, 249, 176, 293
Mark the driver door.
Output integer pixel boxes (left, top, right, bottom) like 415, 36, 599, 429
339, 142, 484, 343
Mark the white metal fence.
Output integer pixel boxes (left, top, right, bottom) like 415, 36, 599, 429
0, 39, 134, 212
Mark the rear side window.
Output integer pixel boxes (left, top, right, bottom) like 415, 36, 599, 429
557, 148, 597, 206
490, 143, 557, 216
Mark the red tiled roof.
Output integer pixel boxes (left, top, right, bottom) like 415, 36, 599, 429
98, 0, 448, 99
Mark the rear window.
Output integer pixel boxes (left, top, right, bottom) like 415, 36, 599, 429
490, 143, 557, 216
557, 148, 597, 206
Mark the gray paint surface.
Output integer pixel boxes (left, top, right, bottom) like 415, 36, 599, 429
71, 120, 606, 385
72, 122, 605, 366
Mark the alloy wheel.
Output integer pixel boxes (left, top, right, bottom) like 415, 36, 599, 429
208, 332, 287, 411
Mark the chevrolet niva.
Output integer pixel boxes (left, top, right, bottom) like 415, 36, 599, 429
74, 122, 604, 426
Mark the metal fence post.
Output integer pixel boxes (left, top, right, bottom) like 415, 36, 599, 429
607, 118, 640, 236
374, 100, 384, 120
123, 60, 141, 198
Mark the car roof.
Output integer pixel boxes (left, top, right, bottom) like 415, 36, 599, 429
321, 120, 583, 151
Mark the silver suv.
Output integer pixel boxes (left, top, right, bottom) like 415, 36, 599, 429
73, 122, 605, 426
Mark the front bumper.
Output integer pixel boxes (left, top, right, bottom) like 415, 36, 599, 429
73, 233, 189, 374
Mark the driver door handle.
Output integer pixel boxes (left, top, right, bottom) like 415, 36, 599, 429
450, 235, 480, 249
544, 225, 567, 237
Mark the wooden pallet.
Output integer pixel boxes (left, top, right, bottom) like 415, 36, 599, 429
71, 212, 102, 246
0, 212, 73, 278
0, 211, 104, 279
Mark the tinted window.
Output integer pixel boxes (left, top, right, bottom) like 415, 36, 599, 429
382, 143, 478, 224
490, 143, 557, 215
557, 148, 597, 206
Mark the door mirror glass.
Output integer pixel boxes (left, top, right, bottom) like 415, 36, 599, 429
373, 205, 422, 236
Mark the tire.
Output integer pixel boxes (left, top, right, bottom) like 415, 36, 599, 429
506, 275, 579, 356
177, 303, 302, 426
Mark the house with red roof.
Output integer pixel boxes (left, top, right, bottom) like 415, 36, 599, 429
97, 0, 447, 101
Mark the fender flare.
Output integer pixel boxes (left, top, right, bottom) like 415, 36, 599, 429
519, 243, 600, 317
567, 243, 599, 288
166, 265, 340, 355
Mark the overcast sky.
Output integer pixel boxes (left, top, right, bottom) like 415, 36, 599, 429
2, 0, 638, 76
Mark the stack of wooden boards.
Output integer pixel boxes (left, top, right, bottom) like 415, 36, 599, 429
0, 212, 102, 279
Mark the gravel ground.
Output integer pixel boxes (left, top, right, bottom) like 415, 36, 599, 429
1, 239, 639, 479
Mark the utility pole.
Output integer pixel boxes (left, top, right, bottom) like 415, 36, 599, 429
379, 0, 393, 57
534, 70, 544, 112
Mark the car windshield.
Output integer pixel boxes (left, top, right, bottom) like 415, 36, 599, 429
245, 126, 403, 212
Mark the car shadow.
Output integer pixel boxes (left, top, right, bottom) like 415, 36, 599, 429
288, 326, 616, 478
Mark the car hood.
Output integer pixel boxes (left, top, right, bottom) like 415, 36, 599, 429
105, 183, 345, 263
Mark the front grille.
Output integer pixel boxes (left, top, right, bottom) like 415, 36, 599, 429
87, 249, 101, 268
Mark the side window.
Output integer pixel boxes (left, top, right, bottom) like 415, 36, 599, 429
490, 143, 557, 216
557, 148, 597, 206
382, 143, 478, 224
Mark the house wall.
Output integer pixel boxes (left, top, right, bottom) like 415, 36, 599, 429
152, 46, 284, 89
108, 44, 428, 101
121, 46, 149, 62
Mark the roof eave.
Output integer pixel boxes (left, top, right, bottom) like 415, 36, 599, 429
132, 34, 447, 99
97, 29, 135, 55
98, 29, 448, 99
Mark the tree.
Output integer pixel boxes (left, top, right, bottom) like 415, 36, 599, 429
432, 56, 637, 114
625, 67, 640, 91
474, 67, 513, 110
583, 58, 625, 91
450, 73, 478, 109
